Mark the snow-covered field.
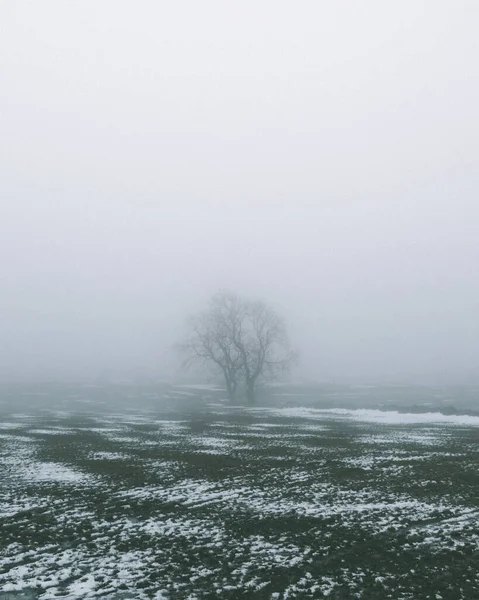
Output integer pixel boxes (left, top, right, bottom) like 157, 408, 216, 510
1, 402, 479, 599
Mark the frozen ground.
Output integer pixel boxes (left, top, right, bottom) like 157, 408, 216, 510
1, 397, 479, 599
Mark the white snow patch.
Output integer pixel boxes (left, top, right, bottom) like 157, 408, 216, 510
21, 462, 96, 484
263, 407, 479, 426
175, 383, 224, 391
89, 451, 131, 460
28, 428, 75, 435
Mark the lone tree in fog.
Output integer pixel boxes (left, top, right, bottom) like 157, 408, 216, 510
179, 293, 244, 402
179, 292, 296, 404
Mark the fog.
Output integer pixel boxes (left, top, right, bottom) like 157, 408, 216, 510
1, 1, 479, 384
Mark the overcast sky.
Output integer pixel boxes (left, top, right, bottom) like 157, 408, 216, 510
1, 1, 479, 383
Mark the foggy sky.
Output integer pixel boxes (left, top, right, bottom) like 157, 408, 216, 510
1, 1, 479, 383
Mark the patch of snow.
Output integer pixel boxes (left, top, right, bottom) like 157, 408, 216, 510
175, 383, 224, 391
89, 451, 131, 460
21, 462, 96, 484
262, 407, 479, 426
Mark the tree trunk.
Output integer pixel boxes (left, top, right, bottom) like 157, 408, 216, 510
225, 377, 237, 403
246, 379, 256, 405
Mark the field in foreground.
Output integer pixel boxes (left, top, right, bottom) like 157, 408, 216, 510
1, 390, 479, 599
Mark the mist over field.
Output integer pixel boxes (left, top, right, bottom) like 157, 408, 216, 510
1, 1, 479, 387
2, 5, 479, 599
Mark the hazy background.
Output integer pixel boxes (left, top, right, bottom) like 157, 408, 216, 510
1, 1, 478, 384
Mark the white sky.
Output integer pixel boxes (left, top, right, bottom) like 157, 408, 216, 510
1, 1, 479, 382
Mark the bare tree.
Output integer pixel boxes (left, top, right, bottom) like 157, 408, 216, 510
231, 298, 297, 404
179, 291, 296, 404
178, 293, 244, 402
